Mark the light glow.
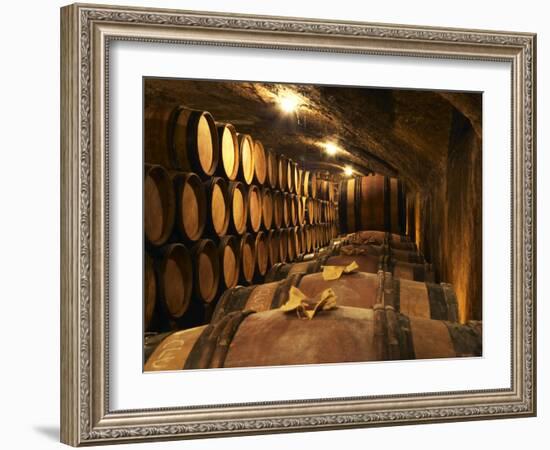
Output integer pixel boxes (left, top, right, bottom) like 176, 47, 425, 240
323, 142, 339, 156
343, 166, 353, 177
277, 92, 301, 113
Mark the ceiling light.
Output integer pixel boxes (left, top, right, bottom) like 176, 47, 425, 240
323, 142, 339, 156
343, 166, 354, 177
277, 92, 301, 113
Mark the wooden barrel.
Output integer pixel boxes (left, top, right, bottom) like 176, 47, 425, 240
144, 253, 157, 330
261, 188, 273, 230
277, 154, 288, 192
266, 150, 278, 189
310, 225, 318, 251
247, 185, 262, 233
272, 190, 283, 230
144, 164, 175, 246
174, 172, 206, 242
252, 139, 267, 185
308, 172, 317, 199
266, 229, 280, 268
216, 270, 458, 322
278, 228, 289, 263
344, 244, 425, 264
146, 306, 480, 371
218, 236, 240, 291
287, 227, 298, 262
227, 181, 247, 235
289, 160, 299, 194
327, 181, 335, 202
292, 226, 302, 257
290, 194, 298, 226
317, 178, 328, 200
296, 168, 303, 196
339, 175, 406, 234
304, 225, 313, 253
298, 196, 306, 225
285, 157, 294, 193
295, 227, 304, 257
145, 105, 218, 177
191, 239, 220, 304
306, 197, 315, 225
282, 193, 291, 227
158, 243, 193, 319
215, 123, 239, 181
303, 170, 317, 198
237, 133, 255, 185
239, 233, 256, 285
255, 231, 269, 279
352, 230, 417, 251
203, 177, 229, 237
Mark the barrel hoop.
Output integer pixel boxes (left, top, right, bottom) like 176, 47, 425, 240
183, 316, 223, 369
426, 283, 449, 321
384, 232, 391, 248
340, 181, 347, 233
209, 310, 255, 368
270, 275, 294, 309
210, 287, 234, 323
354, 177, 361, 233
412, 264, 426, 282
315, 253, 331, 272
232, 285, 257, 315
384, 306, 401, 360
396, 313, 416, 360
167, 106, 183, 168
265, 262, 284, 283
443, 322, 482, 357
397, 180, 405, 234
373, 304, 388, 361
184, 310, 254, 369
440, 282, 459, 322
211, 285, 252, 322
383, 271, 397, 309
384, 176, 391, 232
392, 276, 401, 312
376, 271, 385, 306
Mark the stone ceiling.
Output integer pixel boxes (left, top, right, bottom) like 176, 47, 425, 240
145, 78, 481, 191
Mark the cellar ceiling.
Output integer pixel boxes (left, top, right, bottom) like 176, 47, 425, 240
145, 78, 481, 190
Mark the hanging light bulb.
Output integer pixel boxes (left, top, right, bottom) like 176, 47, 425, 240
343, 166, 353, 177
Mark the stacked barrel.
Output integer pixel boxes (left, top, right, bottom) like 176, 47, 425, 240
144, 105, 481, 371
144, 104, 338, 332
145, 227, 482, 371
338, 175, 406, 235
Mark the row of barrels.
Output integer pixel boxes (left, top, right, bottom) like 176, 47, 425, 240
145, 165, 339, 246
145, 104, 337, 199
266, 229, 432, 283
144, 230, 482, 370
339, 174, 408, 235
145, 223, 338, 331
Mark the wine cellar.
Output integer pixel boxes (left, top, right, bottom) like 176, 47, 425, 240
143, 79, 482, 371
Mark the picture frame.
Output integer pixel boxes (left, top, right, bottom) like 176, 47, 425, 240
60, 2, 536, 446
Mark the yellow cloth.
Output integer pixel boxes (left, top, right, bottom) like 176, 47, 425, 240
322, 261, 359, 280
280, 286, 337, 320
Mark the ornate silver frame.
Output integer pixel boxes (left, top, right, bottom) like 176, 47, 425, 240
60, 3, 536, 446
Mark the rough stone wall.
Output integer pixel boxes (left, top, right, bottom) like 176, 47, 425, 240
415, 109, 482, 322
